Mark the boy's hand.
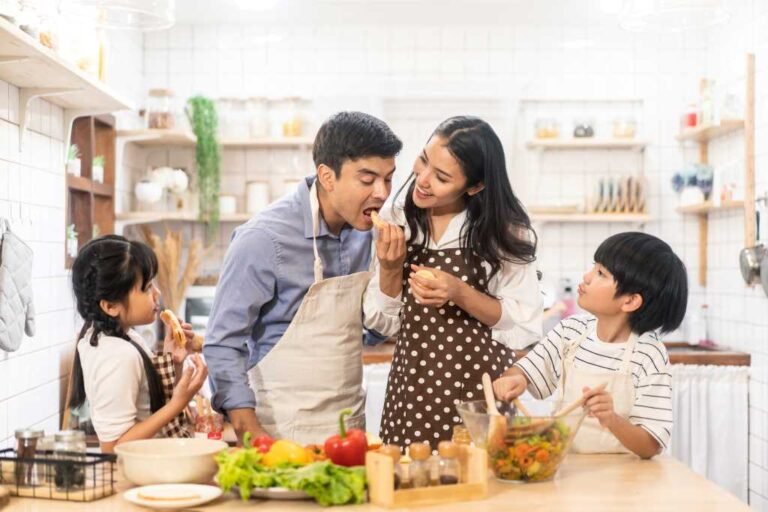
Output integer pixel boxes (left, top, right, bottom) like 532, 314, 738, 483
492, 374, 527, 402
582, 385, 618, 428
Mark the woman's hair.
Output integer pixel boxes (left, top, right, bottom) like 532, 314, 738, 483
69, 235, 166, 413
594, 232, 688, 334
395, 116, 537, 291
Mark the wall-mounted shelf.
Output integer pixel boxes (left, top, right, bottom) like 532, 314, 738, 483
676, 120, 745, 143
526, 139, 647, 151
115, 211, 251, 228
0, 18, 131, 157
116, 129, 314, 148
676, 200, 745, 215
531, 213, 651, 225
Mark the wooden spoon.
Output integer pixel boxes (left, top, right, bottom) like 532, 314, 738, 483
481, 373, 508, 449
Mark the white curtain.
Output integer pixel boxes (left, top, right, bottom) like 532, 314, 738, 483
363, 363, 392, 438
669, 364, 749, 502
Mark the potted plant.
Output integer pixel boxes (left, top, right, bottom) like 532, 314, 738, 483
66, 224, 78, 258
186, 96, 221, 240
92, 155, 105, 183
66, 144, 81, 177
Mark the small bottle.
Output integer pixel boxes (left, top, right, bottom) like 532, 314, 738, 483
378, 444, 404, 490
437, 441, 461, 485
407, 442, 431, 488
53, 430, 87, 490
452, 424, 471, 445
560, 278, 576, 319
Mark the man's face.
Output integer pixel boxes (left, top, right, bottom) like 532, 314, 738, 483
324, 156, 396, 231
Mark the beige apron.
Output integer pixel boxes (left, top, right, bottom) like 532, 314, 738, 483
247, 181, 371, 445
558, 325, 638, 453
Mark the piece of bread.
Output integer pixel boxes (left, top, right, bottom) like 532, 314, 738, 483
371, 210, 386, 229
415, 269, 436, 280
190, 333, 204, 352
160, 309, 186, 348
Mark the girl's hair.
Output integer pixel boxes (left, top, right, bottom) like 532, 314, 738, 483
69, 235, 166, 413
394, 116, 537, 291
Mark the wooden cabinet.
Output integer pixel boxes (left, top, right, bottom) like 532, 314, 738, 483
65, 115, 116, 267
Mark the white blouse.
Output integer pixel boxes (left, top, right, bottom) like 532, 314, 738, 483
363, 204, 543, 349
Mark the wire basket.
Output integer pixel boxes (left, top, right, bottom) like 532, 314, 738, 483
0, 448, 116, 502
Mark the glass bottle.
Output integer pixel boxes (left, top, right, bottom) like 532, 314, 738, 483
53, 430, 87, 490
15, 428, 43, 486
437, 441, 461, 485
407, 442, 431, 488
146, 89, 175, 130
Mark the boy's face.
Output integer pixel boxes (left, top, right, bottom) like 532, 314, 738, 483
577, 263, 627, 316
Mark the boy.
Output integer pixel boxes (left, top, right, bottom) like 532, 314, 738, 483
493, 232, 688, 458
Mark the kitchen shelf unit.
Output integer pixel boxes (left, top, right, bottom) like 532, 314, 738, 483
115, 211, 252, 229
116, 129, 314, 148
66, 116, 117, 268
530, 213, 651, 225
526, 138, 647, 151
677, 54, 755, 287
0, 18, 131, 159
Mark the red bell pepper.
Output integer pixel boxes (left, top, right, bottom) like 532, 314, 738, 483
324, 409, 368, 467
251, 434, 275, 454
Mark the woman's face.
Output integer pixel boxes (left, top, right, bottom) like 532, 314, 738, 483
411, 135, 483, 212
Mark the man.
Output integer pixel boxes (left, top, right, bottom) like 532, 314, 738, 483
204, 111, 402, 444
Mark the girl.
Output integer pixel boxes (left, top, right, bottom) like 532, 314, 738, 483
69, 235, 208, 453
364, 116, 543, 450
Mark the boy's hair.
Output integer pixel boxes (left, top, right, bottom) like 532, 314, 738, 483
312, 111, 402, 176
594, 232, 688, 334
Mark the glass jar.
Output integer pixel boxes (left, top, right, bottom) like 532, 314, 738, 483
283, 97, 302, 137
248, 96, 269, 138
407, 442, 431, 488
534, 118, 559, 139
146, 89, 175, 130
451, 424, 471, 445
378, 444, 404, 490
269, 98, 289, 138
437, 441, 460, 485
573, 118, 595, 138
612, 117, 637, 138
15, 428, 44, 486
53, 430, 87, 490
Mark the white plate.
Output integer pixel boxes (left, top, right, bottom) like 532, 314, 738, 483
123, 484, 223, 510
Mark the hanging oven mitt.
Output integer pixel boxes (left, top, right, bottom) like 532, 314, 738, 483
0, 218, 35, 352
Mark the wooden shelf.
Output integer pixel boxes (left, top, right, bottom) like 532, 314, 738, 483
676, 200, 745, 215
526, 139, 647, 151
66, 174, 92, 193
530, 213, 651, 224
115, 211, 252, 227
676, 120, 745, 143
117, 129, 314, 148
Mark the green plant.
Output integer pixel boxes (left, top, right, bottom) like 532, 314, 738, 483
92, 155, 105, 167
186, 96, 221, 240
66, 224, 77, 240
67, 144, 80, 162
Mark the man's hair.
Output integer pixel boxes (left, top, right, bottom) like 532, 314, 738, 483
594, 232, 688, 334
312, 111, 402, 176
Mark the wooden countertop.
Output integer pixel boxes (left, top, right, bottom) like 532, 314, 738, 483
363, 341, 751, 367
3, 455, 748, 511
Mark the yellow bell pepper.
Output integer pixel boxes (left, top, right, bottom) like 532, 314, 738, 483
261, 439, 312, 467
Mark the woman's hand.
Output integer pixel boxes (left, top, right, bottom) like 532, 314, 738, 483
407, 264, 462, 307
375, 222, 406, 274
171, 354, 208, 407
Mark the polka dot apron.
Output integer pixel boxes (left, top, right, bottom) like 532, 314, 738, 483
380, 245, 515, 451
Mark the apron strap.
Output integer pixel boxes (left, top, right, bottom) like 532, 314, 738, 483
618, 332, 639, 372
309, 180, 324, 284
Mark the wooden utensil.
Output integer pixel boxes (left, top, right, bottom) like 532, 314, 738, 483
504, 382, 609, 440
481, 373, 507, 449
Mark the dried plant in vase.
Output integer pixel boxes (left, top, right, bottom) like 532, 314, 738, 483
141, 227, 203, 314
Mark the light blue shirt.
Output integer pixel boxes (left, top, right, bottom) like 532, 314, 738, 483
204, 177, 386, 413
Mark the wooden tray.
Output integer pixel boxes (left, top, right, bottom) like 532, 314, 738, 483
365, 445, 488, 508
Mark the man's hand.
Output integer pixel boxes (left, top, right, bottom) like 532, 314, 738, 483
228, 408, 271, 446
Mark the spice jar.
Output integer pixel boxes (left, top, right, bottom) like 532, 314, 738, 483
146, 89, 175, 130
15, 428, 44, 486
53, 430, 87, 490
378, 444, 404, 490
436, 441, 461, 485
535, 118, 559, 139
452, 424, 471, 445
407, 442, 431, 488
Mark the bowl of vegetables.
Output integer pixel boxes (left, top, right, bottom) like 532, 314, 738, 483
456, 399, 585, 483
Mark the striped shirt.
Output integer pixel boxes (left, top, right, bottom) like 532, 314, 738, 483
514, 314, 673, 450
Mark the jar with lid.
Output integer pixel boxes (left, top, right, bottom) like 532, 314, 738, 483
573, 118, 595, 138
229, 98, 250, 140
146, 89, 175, 130
452, 424, 471, 445
534, 118, 559, 139
248, 97, 269, 138
283, 97, 302, 137
377, 444, 404, 489
15, 428, 44, 486
436, 441, 461, 485
407, 442, 431, 488
53, 430, 87, 490
612, 117, 637, 138
269, 98, 290, 138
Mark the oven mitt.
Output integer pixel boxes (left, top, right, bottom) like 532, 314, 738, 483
0, 219, 35, 352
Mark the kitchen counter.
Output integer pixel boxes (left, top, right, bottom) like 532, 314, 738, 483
363, 341, 751, 366
3, 454, 748, 511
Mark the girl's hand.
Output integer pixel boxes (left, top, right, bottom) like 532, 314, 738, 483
493, 374, 527, 402
582, 386, 618, 428
161, 315, 195, 365
171, 354, 208, 407
375, 222, 406, 274
407, 264, 462, 307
